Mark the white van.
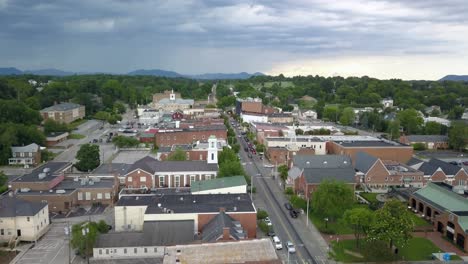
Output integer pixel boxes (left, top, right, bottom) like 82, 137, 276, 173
272, 236, 283, 250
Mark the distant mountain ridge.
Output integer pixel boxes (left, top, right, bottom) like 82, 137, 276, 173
0, 67, 265, 79
439, 75, 468, 81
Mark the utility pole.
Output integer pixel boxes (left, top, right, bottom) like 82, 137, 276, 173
306, 198, 309, 227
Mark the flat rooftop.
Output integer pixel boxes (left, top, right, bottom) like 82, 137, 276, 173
334, 140, 404, 147
163, 239, 279, 264
12, 162, 71, 182
92, 163, 132, 176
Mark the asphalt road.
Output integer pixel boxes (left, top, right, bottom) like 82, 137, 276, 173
232, 118, 328, 264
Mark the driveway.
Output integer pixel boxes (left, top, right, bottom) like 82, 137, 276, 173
14, 222, 73, 264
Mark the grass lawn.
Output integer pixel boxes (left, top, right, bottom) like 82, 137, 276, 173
69, 119, 87, 130
409, 213, 432, 227
359, 192, 378, 203
69, 133, 86, 139
311, 213, 354, 235
331, 237, 462, 262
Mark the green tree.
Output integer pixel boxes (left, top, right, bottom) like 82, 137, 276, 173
367, 200, 414, 248
167, 148, 187, 161
448, 121, 468, 151
448, 105, 465, 120
295, 128, 304, 135
278, 165, 289, 181
312, 180, 354, 221
343, 207, 374, 248
424, 121, 442, 135
112, 136, 140, 148
218, 147, 238, 165
397, 109, 423, 134
75, 144, 100, 172
0, 171, 8, 193
387, 120, 401, 140
339, 107, 356, 126
323, 105, 339, 122
256, 144, 265, 153
219, 161, 244, 177
43, 119, 70, 134
71, 222, 99, 257
113, 102, 126, 114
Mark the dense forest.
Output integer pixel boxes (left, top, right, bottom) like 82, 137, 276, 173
0, 74, 467, 165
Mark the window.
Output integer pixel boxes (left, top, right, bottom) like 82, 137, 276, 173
77, 192, 83, 201
27, 217, 30, 222
211, 153, 214, 160
140, 185, 146, 189
174, 175, 180, 187
37, 226, 39, 230
105, 193, 111, 199
173, 136, 176, 140
29, 152, 32, 157
20, 152, 24, 157
159, 176, 165, 187
85, 192, 91, 200
134, 248, 137, 253
140, 176, 146, 182
154, 248, 158, 253
41, 222, 42, 227
199, 154, 202, 160
144, 248, 148, 253
97, 193, 103, 199
106, 249, 109, 254
124, 248, 127, 254
128, 176, 133, 182
2, 229, 5, 235
99, 249, 102, 255
385, 177, 388, 181
205, 175, 211, 180
190, 175, 196, 185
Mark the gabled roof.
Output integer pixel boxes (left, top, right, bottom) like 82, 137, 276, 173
292, 155, 352, 169
354, 152, 378, 174
288, 166, 302, 180
41, 102, 82, 112
191, 176, 246, 193
413, 182, 468, 212
128, 156, 218, 175
202, 211, 246, 242
303, 167, 356, 184
11, 143, 40, 153
418, 158, 462, 176
0, 197, 47, 217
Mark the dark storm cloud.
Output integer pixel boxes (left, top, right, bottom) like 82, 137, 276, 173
0, 0, 467, 76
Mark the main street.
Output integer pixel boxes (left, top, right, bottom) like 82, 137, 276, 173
231, 118, 331, 264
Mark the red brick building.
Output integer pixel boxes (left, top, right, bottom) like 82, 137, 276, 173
155, 125, 227, 147
410, 158, 468, 187
399, 135, 449, 150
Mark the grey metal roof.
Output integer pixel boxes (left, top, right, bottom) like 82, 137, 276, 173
128, 156, 218, 174
95, 220, 195, 247
12, 162, 71, 182
293, 155, 352, 169
41, 102, 82, 112
116, 193, 254, 214
418, 158, 462, 176
354, 152, 378, 174
92, 163, 132, 176
11, 143, 40, 153
303, 167, 356, 184
407, 157, 424, 166
201, 212, 245, 242
336, 140, 403, 147
406, 135, 448, 142
288, 167, 302, 180
0, 197, 47, 217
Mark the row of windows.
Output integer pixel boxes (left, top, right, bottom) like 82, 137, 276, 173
98, 247, 158, 255
128, 175, 212, 188
77, 192, 111, 201
12, 152, 34, 158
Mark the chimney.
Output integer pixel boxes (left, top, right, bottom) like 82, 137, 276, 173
222, 227, 230, 240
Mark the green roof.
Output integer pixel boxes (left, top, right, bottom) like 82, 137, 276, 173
191, 176, 247, 193
414, 183, 468, 212
458, 216, 468, 231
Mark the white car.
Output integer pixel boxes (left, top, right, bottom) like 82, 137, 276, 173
272, 236, 283, 250
286, 241, 296, 253
264, 164, 274, 168
264, 217, 272, 226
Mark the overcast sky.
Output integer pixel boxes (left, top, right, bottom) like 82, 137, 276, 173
1, 0, 468, 80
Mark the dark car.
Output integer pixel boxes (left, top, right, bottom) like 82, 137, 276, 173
284, 203, 293, 210
463, 161, 468, 166
244, 147, 249, 152
267, 229, 276, 237
449, 161, 458, 166
289, 210, 298, 218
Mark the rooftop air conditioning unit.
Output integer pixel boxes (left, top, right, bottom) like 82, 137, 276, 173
56, 190, 66, 194
38, 173, 46, 180
43, 167, 50, 173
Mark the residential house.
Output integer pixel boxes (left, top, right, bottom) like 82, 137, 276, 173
8, 143, 41, 167
381, 98, 394, 108
424, 117, 451, 127
292, 155, 356, 199
302, 110, 317, 119
0, 197, 49, 243
399, 135, 449, 150
40, 102, 85, 124
355, 152, 424, 192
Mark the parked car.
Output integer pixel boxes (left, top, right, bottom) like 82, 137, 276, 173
248, 153, 252, 158
267, 228, 276, 237
284, 202, 293, 211
463, 161, 468, 166
264, 164, 274, 168
244, 147, 249, 152
289, 209, 298, 218
264, 217, 272, 226
286, 241, 296, 253
272, 236, 283, 250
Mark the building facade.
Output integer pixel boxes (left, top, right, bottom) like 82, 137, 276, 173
40, 102, 85, 124
155, 126, 227, 147
9, 143, 41, 167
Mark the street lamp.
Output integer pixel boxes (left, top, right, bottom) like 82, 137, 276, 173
324, 217, 329, 228
64, 223, 71, 264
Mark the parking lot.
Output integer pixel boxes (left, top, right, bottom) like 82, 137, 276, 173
112, 150, 154, 163
15, 223, 72, 264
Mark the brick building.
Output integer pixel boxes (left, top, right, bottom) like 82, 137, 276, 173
410, 182, 468, 252
250, 123, 288, 145
355, 152, 424, 192
399, 135, 449, 150
266, 146, 315, 166
158, 136, 226, 161
40, 102, 85, 124
291, 155, 356, 199
267, 113, 294, 124
9, 143, 41, 167
327, 139, 413, 164
45, 132, 69, 147
124, 144, 218, 189
155, 125, 227, 147
409, 158, 468, 187
114, 193, 256, 239
10, 162, 118, 213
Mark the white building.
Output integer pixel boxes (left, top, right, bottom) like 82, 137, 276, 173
0, 197, 49, 243
190, 176, 247, 195
138, 109, 162, 125
424, 116, 451, 127
302, 110, 317, 119
264, 136, 327, 155
381, 98, 394, 108
240, 112, 268, 123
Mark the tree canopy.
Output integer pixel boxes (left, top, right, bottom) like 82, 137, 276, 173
311, 180, 355, 220
167, 148, 187, 161
75, 144, 100, 172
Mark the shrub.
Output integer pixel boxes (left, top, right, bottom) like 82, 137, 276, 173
285, 187, 294, 195
257, 210, 269, 220
97, 220, 109, 234
412, 143, 426, 151
258, 221, 269, 234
